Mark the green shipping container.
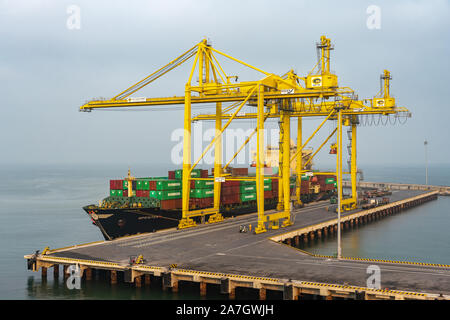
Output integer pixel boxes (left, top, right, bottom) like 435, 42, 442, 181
156, 180, 182, 191
191, 188, 214, 198
117, 190, 123, 197
155, 190, 182, 200
192, 180, 214, 189
123, 180, 129, 190
240, 193, 257, 202
240, 185, 256, 193
175, 169, 202, 180
325, 178, 336, 184
110, 190, 117, 197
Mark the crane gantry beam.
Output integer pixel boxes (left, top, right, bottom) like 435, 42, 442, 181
79, 36, 410, 235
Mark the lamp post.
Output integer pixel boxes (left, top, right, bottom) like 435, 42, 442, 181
424, 140, 428, 185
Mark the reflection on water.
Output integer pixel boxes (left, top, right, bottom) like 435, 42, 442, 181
299, 196, 450, 265
25, 273, 225, 300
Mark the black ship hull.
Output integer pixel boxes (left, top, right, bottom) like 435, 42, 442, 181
84, 191, 335, 240
83, 203, 276, 240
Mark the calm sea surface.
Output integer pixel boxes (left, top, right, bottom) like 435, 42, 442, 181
0, 163, 448, 299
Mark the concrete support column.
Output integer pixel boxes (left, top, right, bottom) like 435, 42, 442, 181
172, 280, 179, 293
135, 275, 142, 288
259, 287, 267, 300
309, 232, 315, 241
294, 236, 300, 247
287, 238, 292, 246
41, 267, 47, 280
317, 229, 322, 239
53, 265, 59, 279
200, 282, 207, 297
63, 265, 68, 280
229, 287, 236, 300
303, 234, 308, 244
283, 284, 296, 300
85, 268, 92, 281
145, 274, 151, 286
110, 270, 117, 285
323, 227, 328, 237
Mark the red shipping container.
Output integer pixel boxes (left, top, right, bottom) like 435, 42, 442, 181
231, 167, 248, 176
175, 198, 182, 209
264, 190, 273, 199
168, 170, 175, 180
110, 180, 123, 190
201, 169, 209, 178
221, 186, 237, 196
202, 198, 213, 207
149, 180, 157, 191
221, 193, 240, 205
161, 199, 182, 210
223, 180, 240, 187
141, 190, 150, 198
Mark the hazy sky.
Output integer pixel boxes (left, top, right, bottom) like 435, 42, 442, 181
1, 0, 449, 170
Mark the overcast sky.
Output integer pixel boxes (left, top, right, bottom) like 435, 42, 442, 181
1, 0, 449, 170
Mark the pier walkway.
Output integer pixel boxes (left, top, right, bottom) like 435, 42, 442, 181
25, 190, 449, 300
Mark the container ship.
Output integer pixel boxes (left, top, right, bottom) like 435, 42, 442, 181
83, 167, 337, 240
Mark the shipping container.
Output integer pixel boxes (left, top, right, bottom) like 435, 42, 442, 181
231, 167, 248, 176
160, 199, 182, 210
190, 188, 214, 198
221, 193, 240, 205
221, 186, 238, 196
264, 190, 273, 199
156, 180, 182, 191
240, 192, 257, 202
240, 185, 256, 193
155, 190, 182, 200
223, 180, 240, 187
175, 169, 202, 180
190, 180, 214, 189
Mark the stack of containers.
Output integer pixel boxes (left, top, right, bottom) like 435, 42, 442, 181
150, 178, 182, 210
190, 179, 214, 209
239, 178, 274, 202
109, 179, 124, 197
220, 180, 240, 205
317, 175, 336, 192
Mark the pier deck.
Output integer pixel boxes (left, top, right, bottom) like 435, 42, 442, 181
26, 190, 449, 300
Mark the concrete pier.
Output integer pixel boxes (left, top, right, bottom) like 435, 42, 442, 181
25, 190, 449, 300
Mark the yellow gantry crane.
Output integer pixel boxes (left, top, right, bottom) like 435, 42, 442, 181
80, 36, 410, 234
